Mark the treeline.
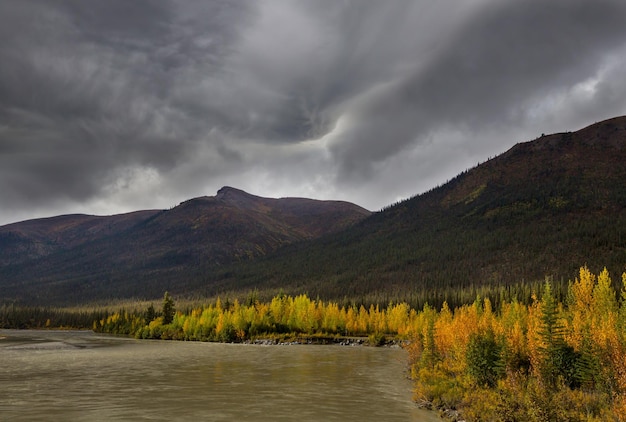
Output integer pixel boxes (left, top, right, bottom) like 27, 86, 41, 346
0, 305, 105, 329
93, 292, 418, 344
408, 267, 626, 421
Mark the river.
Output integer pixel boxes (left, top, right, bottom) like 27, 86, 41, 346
0, 329, 439, 421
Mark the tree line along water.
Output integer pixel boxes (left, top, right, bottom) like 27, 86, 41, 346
3, 266, 626, 420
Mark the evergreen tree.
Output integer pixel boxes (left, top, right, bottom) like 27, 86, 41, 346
538, 280, 578, 388
162, 292, 175, 325
145, 303, 156, 324
466, 329, 504, 387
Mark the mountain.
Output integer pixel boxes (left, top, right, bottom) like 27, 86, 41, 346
193, 116, 626, 307
2, 116, 626, 308
0, 187, 370, 304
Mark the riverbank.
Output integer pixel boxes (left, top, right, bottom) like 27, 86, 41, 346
244, 334, 408, 347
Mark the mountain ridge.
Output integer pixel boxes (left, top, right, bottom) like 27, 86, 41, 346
1, 116, 626, 306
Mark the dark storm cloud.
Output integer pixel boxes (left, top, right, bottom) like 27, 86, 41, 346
0, 0, 250, 212
329, 0, 626, 181
1, 0, 626, 224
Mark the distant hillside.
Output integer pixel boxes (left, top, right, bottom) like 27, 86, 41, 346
194, 116, 626, 307
0, 211, 160, 266
0, 187, 370, 305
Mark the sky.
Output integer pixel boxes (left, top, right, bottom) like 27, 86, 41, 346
2, 0, 626, 225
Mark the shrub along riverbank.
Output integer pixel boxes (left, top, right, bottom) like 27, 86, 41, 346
93, 292, 415, 345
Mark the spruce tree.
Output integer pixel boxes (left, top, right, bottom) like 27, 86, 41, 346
145, 303, 155, 324
538, 280, 579, 388
466, 329, 504, 387
162, 292, 175, 325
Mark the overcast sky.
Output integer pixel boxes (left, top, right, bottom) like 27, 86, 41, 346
2, 0, 626, 225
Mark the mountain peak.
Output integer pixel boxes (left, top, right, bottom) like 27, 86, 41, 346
216, 186, 249, 197
214, 186, 261, 207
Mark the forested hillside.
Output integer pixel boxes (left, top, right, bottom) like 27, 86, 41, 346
193, 116, 626, 308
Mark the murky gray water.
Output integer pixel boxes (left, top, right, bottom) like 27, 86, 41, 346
0, 330, 439, 421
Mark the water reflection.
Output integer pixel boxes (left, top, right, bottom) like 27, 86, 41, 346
0, 330, 439, 421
